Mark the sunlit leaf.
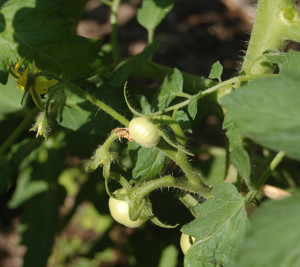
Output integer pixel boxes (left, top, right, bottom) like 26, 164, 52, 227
182, 183, 247, 266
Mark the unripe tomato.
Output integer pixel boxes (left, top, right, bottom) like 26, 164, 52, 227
128, 117, 160, 148
108, 188, 148, 228
180, 233, 195, 254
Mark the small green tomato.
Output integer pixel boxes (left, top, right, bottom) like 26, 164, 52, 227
180, 233, 195, 254
128, 117, 160, 148
108, 188, 148, 228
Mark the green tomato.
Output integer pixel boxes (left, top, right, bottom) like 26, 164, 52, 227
180, 233, 195, 254
108, 188, 148, 228
128, 117, 161, 148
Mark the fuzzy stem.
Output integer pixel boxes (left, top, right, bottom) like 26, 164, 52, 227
178, 193, 200, 217
132, 176, 198, 202
102, 132, 119, 150
0, 108, 38, 154
241, 0, 300, 75
156, 141, 211, 198
37, 72, 129, 126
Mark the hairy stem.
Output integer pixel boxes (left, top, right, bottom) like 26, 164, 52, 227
156, 141, 211, 198
132, 175, 204, 202
178, 193, 200, 217
242, 0, 300, 74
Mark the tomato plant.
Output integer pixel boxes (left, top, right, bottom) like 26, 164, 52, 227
1, 0, 300, 266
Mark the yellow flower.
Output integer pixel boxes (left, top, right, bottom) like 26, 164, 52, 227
7, 59, 58, 110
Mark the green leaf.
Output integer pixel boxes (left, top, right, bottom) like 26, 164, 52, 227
265, 49, 300, 73
8, 168, 48, 208
220, 72, 300, 161
173, 110, 192, 133
0, 75, 23, 116
0, 0, 105, 83
223, 114, 251, 185
137, 0, 174, 32
222, 115, 243, 152
235, 191, 300, 267
158, 245, 178, 267
182, 183, 248, 267
209, 61, 223, 81
132, 147, 166, 181
156, 68, 183, 110
58, 83, 127, 136
187, 94, 199, 120
108, 41, 159, 87
136, 94, 152, 115
196, 147, 226, 186
230, 147, 251, 185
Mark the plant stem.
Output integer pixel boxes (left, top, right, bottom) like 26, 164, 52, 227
38, 72, 129, 126
0, 108, 38, 154
133, 176, 198, 201
178, 193, 200, 217
148, 29, 154, 44
156, 141, 211, 198
110, 0, 121, 63
241, 0, 300, 74
255, 151, 286, 189
102, 132, 119, 150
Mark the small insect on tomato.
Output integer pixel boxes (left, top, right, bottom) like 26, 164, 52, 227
128, 117, 161, 148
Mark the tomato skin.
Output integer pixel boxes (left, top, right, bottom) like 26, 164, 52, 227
128, 117, 160, 148
180, 233, 195, 254
108, 189, 148, 228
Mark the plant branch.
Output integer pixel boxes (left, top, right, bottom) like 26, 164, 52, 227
241, 0, 300, 74
37, 72, 129, 126
153, 73, 277, 115
132, 176, 198, 201
255, 151, 286, 189
178, 193, 200, 217
156, 140, 211, 198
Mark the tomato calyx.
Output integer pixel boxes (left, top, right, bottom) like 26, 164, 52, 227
109, 188, 148, 228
